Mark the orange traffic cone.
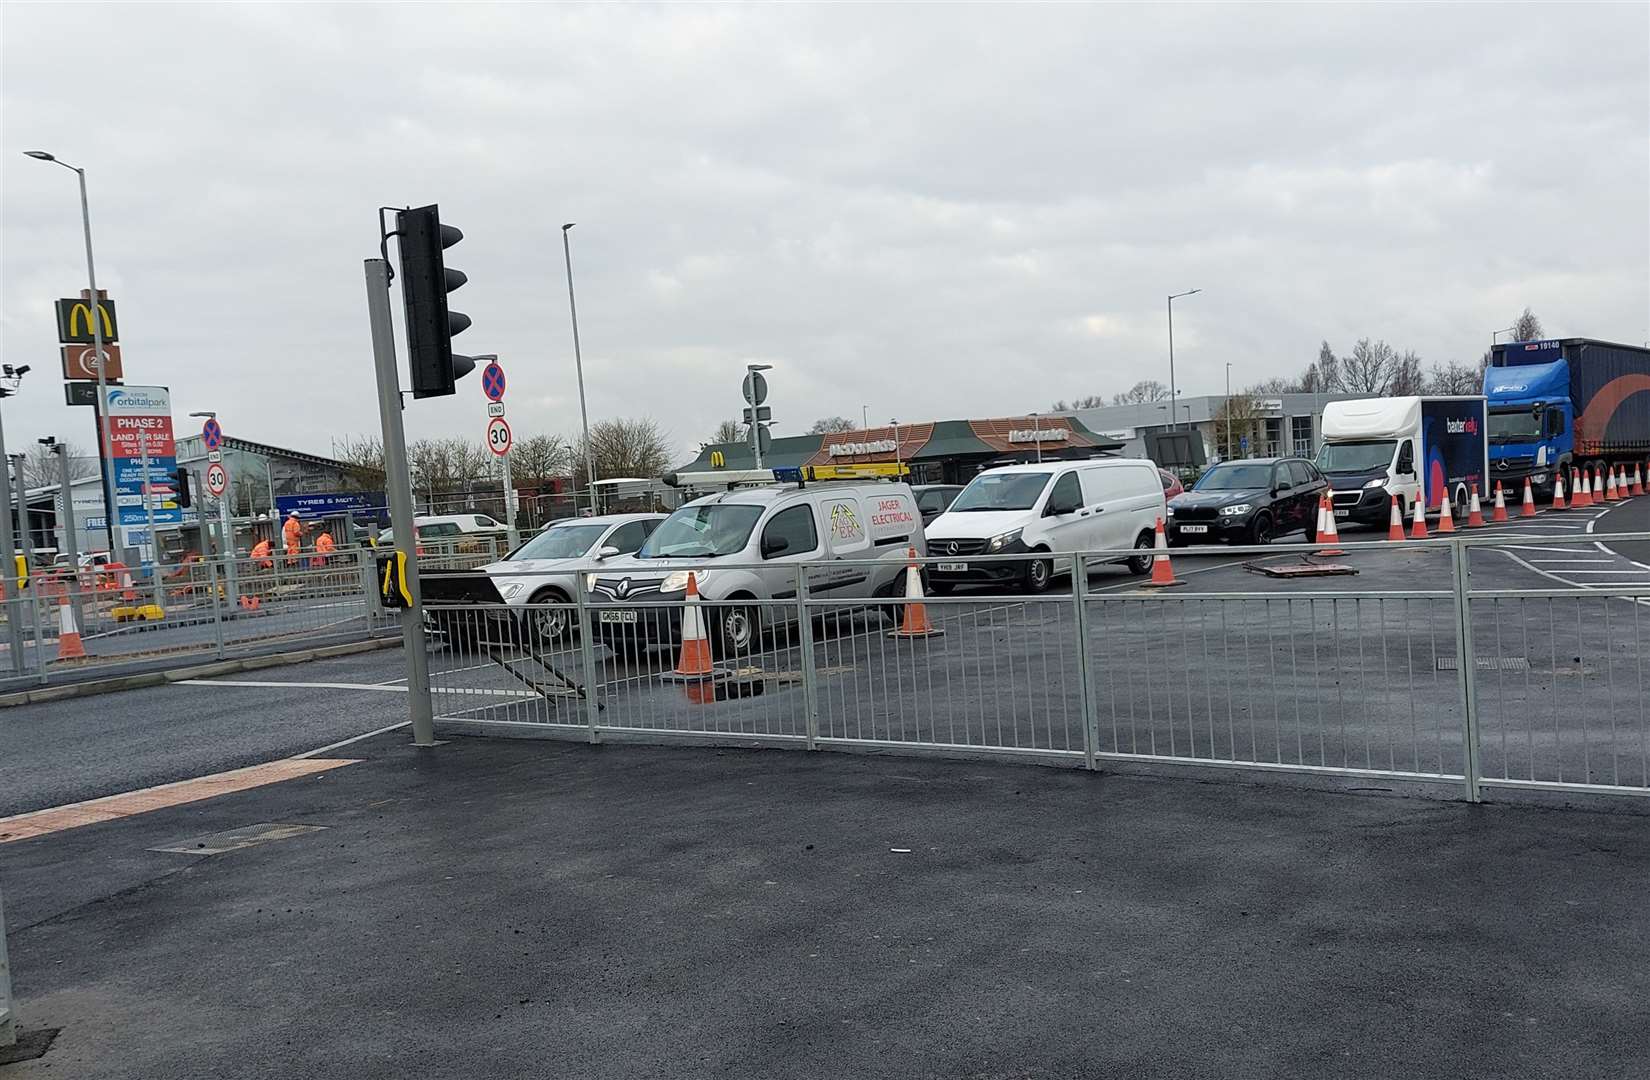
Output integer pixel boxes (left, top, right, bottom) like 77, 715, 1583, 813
1576, 468, 1593, 508
1551, 472, 1566, 510
1520, 477, 1536, 517
1316, 494, 1345, 555
1411, 495, 1430, 539
1437, 491, 1456, 533
55, 597, 87, 660
1633, 463, 1646, 497
1490, 482, 1509, 523
672, 574, 715, 677
1605, 467, 1620, 502
1387, 495, 1406, 542
889, 546, 944, 638
1466, 483, 1486, 528
1143, 517, 1185, 588
116, 564, 138, 602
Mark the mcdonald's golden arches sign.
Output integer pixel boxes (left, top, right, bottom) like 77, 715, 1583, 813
55, 298, 119, 344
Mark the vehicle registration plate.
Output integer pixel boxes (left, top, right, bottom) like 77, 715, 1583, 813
936, 562, 968, 572
598, 610, 638, 625
1335, 509, 1351, 518
1179, 525, 1208, 534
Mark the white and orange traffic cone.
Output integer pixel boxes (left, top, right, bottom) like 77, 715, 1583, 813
1634, 463, 1646, 497
1143, 517, 1185, 588
1490, 482, 1509, 523
1437, 491, 1456, 533
1466, 483, 1485, 528
1387, 495, 1407, 542
889, 546, 944, 638
1577, 468, 1593, 508
55, 597, 87, 660
1605, 467, 1620, 502
1520, 477, 1537, 517
1411, 495, 1430, 539
1317, 494, 1345, 555
671, 575, 715, 677
1551, 472, 1567, 510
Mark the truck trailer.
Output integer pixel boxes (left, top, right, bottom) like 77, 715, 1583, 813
1484, 338, 1650, 495
1317, 396, 1489, 526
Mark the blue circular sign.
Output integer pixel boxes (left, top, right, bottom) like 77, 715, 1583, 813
201, 417, 222, 450
482, 362, 506, 402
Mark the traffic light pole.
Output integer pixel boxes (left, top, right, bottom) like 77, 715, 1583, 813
56, 443, 86, 635
365, 258, 435, 746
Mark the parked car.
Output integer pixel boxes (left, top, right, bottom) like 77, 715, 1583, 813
913, 484, 963, 524
1166, 457, 1327, 546
587, 482, 926, 655
479, 513, 665, 643
379, 513, 507, 547
923, 459, 1165, 593
1158, 468, 1185, 499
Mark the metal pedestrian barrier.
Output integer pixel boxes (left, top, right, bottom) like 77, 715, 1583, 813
420, 531, 1650, 802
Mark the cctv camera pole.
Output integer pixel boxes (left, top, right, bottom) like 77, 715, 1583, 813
0, 409, 22, 673
366, 257, 434, 746
55, 442, 85, 635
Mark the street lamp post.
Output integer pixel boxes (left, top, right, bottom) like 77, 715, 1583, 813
1491, 326, 1516, 353
1167, 289, 1202, 429
561, 224, 597, 514
25, 151, 121, 559
1224, 362, 1233, 461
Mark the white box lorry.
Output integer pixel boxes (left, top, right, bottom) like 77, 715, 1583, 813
1315, 396, 1489, 526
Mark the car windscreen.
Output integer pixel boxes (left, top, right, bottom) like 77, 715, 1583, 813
1487, 409, 1541, 442
1315, 440, 1396, 474
1195, 464, 1275, 491
638, 504, 764, 558
949, 472, 1052, 511
509, 523, 607, 561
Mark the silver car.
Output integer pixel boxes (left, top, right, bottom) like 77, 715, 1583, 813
481, 513, 665, 643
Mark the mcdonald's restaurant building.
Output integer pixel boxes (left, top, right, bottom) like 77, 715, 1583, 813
678, 415, 1124, 485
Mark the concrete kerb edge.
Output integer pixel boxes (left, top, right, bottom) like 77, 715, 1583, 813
0, 636, 401, 709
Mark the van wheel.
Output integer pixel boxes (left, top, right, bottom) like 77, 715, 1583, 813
1023, 553, 1053, 593
714, 602, 760, 657
1127, 532, 1155, 576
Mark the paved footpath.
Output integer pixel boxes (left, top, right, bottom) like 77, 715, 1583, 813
3, 733, 1647, 1079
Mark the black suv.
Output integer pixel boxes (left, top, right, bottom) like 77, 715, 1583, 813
1166, 457, 1327, 545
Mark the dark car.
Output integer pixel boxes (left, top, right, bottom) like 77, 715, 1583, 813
913, 484, 963, 524
1166, 457, 1327, 545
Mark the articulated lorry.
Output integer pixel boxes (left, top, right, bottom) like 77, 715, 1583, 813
1484, 338, 1650, 496
1317, 396, 1488, 526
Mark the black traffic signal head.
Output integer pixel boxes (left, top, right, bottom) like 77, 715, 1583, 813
397, 204, 474, 398
174, 468, 192, 508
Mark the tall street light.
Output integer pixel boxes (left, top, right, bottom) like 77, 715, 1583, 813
25, 150, 120, 556
1167, 289, 1202, 430
1491, 326, 1516, 352
1224, 362, 1233, 460
561, 224, 597, 514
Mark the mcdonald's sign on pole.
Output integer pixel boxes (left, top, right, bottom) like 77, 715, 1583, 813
55, 297, 119, 344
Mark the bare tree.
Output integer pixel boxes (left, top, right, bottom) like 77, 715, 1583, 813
511, 433, 572, 484
1245, 376, 1299, 395
709, 419, 744, 444
1212, 393, 1266, 459
407, 437, 490, 494
1339, 338, 1398, 394
333, 434, 386, 490
1512, 306, 1544, 342
23, 441, 99, 489
1111, 380, 1170, 406
1298, 341, 1342, 394
1426, 359, 1482, 395
1049, 395, 1107, 411
1390, 349, 1426, 396
574, 417, 675, 488
808, 416, 856, 434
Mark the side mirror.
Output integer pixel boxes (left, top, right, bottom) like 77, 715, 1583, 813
594, 545, 621, 561
762, 536, 790, 558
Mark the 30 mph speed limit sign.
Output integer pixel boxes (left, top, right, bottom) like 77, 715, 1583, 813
486, 417, 512, 457
205, 462, 228, 496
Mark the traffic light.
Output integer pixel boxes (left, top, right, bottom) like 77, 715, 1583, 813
174, 468, 192, 508
396, 204, 474, 399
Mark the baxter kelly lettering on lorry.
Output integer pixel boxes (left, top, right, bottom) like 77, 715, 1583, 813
1483, 338, 1650, 495
1315, 396, 1488, 526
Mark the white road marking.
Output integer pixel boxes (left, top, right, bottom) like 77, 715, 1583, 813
175, 679, 409, 692
1533, 568, 1650, 575
1528, 559, 1616, 565
296, 720, 412, 758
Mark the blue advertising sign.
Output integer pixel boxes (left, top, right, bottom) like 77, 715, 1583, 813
275, 491, 388, 520
106, 385, 182, 529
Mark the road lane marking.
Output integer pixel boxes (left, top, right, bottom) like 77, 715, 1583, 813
296, 721, 412, 758
0, 758, 360, 844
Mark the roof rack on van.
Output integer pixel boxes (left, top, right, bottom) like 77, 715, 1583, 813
664, 461, 910, 491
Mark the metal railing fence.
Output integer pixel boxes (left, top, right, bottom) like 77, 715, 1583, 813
420, 531, 1650, 801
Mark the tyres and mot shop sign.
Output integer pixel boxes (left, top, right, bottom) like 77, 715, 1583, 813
106, 384, 182, 533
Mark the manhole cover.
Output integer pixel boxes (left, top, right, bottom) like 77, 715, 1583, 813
150, 822, 327, 855
1435, 657, 1530, 672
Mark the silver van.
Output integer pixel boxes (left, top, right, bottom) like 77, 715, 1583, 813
587, 482, 927, 655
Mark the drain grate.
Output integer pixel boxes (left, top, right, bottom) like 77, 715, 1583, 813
1436, 656, 1530, 672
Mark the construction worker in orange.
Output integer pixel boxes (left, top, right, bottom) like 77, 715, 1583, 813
249, 537, 274, 570
282, 511, 305, 566
312, 530, 335, 568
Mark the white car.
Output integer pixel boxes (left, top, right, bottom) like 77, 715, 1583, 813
480, 513, 665, 642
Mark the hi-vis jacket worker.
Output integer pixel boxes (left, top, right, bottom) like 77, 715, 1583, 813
282, 512, 304, 561
250, 538, 274, 570
312, 531, 335, 568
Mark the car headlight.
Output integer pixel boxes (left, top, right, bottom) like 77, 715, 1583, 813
1219, 503, 1251, 516
1165, 505, 1175, 517
661, 570, 707, 593
987, 528, 1023, 552
499, 583, 524, 600
1363, 479, 1386, 489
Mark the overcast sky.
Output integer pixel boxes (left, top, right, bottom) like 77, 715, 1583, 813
3, 3, 1646, 465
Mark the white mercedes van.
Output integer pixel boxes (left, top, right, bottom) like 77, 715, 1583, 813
924, 459, 1165, 592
